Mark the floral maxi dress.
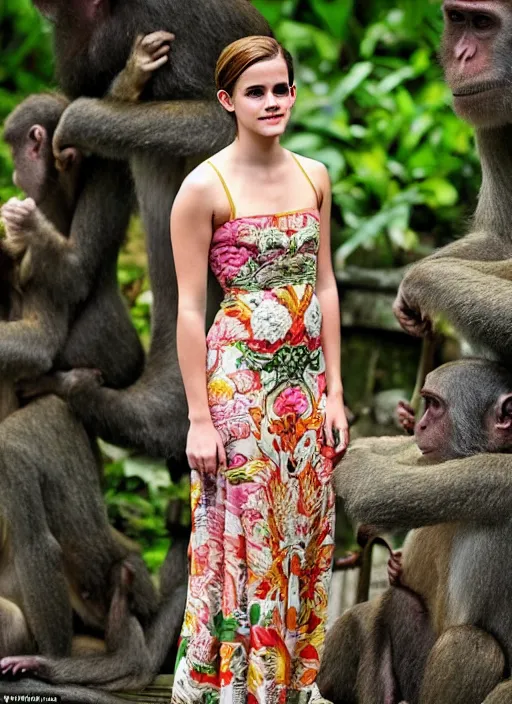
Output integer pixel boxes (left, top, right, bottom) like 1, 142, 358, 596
172, 180, 336, 704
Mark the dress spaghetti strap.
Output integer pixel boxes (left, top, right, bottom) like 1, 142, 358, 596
291, 153, 320, 208
207, 161, 236, 220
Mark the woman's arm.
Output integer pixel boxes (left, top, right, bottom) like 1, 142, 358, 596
170, 171, 226, 473
315, 163, 349, 454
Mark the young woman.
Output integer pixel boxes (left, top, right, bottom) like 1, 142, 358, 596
170, 36, 349, 704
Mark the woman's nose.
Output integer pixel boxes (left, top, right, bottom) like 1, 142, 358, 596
264, 90, 279, 109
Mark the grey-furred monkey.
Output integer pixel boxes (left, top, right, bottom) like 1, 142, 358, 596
0, 36, 187, 702
0, 31, 175, 389
1, 93, 143, 391
25, 0, 271, 478
393, 1, 512, 364
0, 536, 188, 703
0, 390, 163, 704
318, 359, 512, 704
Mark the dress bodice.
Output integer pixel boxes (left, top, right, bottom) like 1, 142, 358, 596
209, 208, 320, 294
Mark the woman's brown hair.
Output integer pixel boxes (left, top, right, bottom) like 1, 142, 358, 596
215, 36, 294, 96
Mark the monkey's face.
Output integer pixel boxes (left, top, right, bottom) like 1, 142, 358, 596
415, 390, 453, 461
219, 55, 296, 138
441, 1, 512, 128
11, 146, 48, 204
9, 123, 64, 205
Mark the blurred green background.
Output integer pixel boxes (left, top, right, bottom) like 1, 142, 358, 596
0, 0, 479, 565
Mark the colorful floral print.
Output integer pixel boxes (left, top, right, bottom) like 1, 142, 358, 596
172, 210, 335, 704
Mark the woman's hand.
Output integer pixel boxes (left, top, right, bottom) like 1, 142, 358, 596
186, 418, 227, 474
324, 391, 350, 458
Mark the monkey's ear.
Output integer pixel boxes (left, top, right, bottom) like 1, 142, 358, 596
56, 147, 83, 173
496, 394, 512, 429
27, 125, 47, 159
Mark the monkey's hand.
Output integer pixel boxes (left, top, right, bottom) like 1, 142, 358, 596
130, 31, 174, 79
17, 368, 103, 400
397, 400, 416, 435
393, 286, 432, 338
387, 550, 403, 586
61, 368, 104, 393
1, 655, 44, 677
0, 198, 39, 255
110, 31, 175, 101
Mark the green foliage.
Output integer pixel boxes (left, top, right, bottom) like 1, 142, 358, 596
101, 441, 190, 571
253, 0, 480, 267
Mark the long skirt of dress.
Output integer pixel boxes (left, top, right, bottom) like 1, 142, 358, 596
172, 317, 335, 703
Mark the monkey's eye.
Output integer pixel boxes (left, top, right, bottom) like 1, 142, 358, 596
472, 14, 494, 30
424, 396, 442, 413
447, 10, 465, 24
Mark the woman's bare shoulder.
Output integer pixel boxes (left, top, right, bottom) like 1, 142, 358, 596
289, 152, 330, 206
290, 152, 328, 179
179, 147, 233, 199
180, 160, 218, 197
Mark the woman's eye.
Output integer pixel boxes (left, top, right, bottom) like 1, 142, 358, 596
274, 85, 290, 96
246, 89, 263, 97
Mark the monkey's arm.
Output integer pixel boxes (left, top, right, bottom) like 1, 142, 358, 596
0, 291, 68, 378
483, 679, 512, 703
53, 98, 234, 162
12, 212, 73, 289
336, 445, 512, 529
350, 436, 415, 455
427, 231, 512, 262
24, 159, 132, 303
395, 256, 512, 357
109, 70, 146, 103
0, 571, 152, 689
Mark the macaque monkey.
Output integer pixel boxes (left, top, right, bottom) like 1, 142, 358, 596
319, 359, 512, 704
393, 1, 512, 366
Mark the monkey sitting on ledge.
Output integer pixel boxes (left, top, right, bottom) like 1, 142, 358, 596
318, 359, 512, 704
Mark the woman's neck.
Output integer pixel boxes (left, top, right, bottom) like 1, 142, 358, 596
230, 130, 285, 167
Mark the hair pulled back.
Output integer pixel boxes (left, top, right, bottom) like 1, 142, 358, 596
215, 36, 294, 96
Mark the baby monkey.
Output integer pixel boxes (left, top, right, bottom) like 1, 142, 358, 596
0, 30, 174, 395
1, 30, 174, 262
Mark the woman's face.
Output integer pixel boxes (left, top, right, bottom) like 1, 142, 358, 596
219, 54, 296, 136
